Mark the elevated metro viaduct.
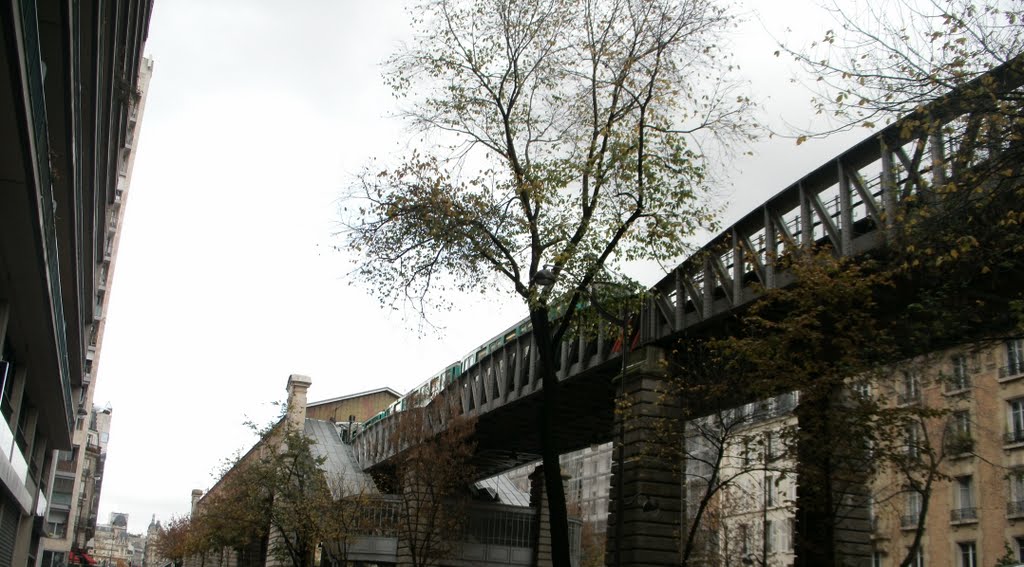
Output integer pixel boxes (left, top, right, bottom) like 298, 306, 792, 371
352, 55, 1024, 567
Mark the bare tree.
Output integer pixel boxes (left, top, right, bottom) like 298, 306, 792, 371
386, 396, 477, 567
345, 1, 757, 563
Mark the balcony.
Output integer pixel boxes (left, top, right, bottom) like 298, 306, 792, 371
944, 376, 972, 394
950, 507, 978, 523
55, 459, 77, 474
1009, 500, 1024, 518
897, 391, 921, 405
999, 364, 1024, 382
1006, 429, 1024, 445
945, 434, 974, 456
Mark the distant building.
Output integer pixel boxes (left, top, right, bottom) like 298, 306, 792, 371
494, 340, 1024, 566
0, 3, 153, 566
305, 387, 402, 425
142, 516, 167, 567
188, 378, 577, 567
92, 514, 145, 567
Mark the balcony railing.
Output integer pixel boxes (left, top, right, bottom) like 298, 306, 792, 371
56, 459, 77, 474
950, 507, 978, 523
945, 375, 972, 393
1008, 500, 1024, 517
946, 435, 974, 455
897, 391, 921, 405
1000, 364, 1024, 380
1006, 429, 1024, 444
900, 514, 918, 529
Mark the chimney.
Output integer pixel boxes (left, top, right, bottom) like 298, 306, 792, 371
190, 489, 203, 514
285, 374, 312, 431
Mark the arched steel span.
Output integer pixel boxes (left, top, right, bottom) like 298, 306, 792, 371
352, 54, 1024, 479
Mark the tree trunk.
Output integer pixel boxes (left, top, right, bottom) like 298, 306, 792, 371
531, 309, 573, 567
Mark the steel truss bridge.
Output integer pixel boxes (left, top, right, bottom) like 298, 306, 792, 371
352, 55, 1024, 480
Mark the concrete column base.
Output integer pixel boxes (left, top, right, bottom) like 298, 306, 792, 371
605, 347, 682, 567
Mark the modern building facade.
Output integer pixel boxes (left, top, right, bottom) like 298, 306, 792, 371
0, 2, 153, 566
37, 48, 151, 567
39, 50, 152, 567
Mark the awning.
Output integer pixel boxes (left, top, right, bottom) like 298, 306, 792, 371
69, 552, 97, 565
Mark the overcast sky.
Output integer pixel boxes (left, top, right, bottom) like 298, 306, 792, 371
92, 0, 868, 534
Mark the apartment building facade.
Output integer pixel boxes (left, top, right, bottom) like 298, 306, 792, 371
868, 338, 1024, 566
0, 2, 152, 566
492, 339, 1024, 566
38, 53, 153, 567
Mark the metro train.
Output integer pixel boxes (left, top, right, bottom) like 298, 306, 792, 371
355, 317, 534, 434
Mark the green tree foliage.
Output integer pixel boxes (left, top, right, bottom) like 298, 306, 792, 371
345, 1, 756, 563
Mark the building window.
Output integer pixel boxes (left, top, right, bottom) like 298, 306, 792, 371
958, 542, 976, 567
765, 475, 778, 507
900, 372, 921, 404
952, 476, 977, 522
1017, 536, 1024, 562
1005, 339, 1024, 379
905, 424, 921, 459
946, 411, 973, 454
950, 354, 970, 390
853, 380, 871, 400
1008, 398, 1024, 444
739, 523, 750, 556
902, 491, 922, 528
907, 546, 924, 567
765, 519, 775, 553
1009, 470, 1024, 517
872, 551, 883, 567
0, 348, 13, 422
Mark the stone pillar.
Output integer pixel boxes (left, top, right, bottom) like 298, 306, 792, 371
285, 374, 312, 432
528, 465, 571, 567
190, 489, 203, 514
605, 346, 682, 567
265, 375, 314, 567
793, 384, 872, 567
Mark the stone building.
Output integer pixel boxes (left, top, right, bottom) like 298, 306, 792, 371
305, 388, 402, 425
92, 514, 146, 567
867, 338, 1024, 566
187, 376, 580, 567
493, 339, 1024, 566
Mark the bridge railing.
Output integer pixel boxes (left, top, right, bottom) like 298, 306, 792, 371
640, 55, 1024, 343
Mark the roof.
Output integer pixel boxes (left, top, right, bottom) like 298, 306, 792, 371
308, 387, 402, 408
304, 418, 378, 497
475, 474, 531, 507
